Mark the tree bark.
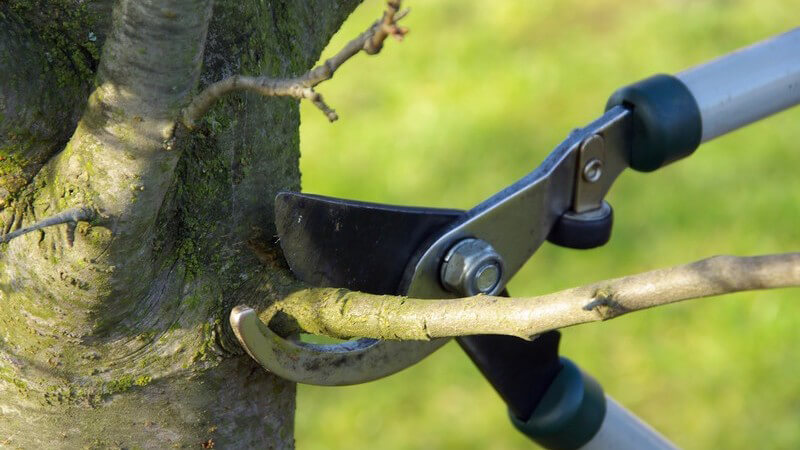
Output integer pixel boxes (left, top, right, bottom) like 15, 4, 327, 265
0, 0, 360, 447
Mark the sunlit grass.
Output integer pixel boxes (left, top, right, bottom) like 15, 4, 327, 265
296, 1, 800, 448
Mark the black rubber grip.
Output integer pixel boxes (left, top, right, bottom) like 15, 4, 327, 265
606, 74, 702, 172
509, 358, 607, 450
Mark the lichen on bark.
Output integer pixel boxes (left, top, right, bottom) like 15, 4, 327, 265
0, 0, 362, 447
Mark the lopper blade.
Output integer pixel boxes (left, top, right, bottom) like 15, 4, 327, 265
275, 191, 464, 295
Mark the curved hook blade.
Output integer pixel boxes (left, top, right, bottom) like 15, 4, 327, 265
231, 192, 463, 385
231, 306, 448, 386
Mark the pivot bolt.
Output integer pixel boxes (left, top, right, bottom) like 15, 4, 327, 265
582, 158, 604, 183
440, 238, 504, 296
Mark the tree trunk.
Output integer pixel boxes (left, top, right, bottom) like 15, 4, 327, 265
0, 0, 360, 447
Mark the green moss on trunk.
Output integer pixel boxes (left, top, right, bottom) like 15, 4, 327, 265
0, 0, 363, 447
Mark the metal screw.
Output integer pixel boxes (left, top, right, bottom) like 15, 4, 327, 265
582, 158, 603, 183
440, 238, 504, 296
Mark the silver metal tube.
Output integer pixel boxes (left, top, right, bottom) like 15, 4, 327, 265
580, 396, 676, 450
677, 28, 800, 142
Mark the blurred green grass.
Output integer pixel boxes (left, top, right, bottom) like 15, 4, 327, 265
295, 1, 800, 448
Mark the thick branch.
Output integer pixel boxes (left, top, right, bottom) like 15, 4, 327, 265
181, 1, 409, 128
268, 253, 800, 340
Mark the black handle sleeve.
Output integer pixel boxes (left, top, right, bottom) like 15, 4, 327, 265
606, 74, 702, 172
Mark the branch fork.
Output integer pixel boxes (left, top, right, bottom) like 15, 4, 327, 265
365, 1, 409, 54
181, 1, 410, 129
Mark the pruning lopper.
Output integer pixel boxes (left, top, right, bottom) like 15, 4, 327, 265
231, 29, 800, 448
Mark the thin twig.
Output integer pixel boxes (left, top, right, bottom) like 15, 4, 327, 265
267, 253, 800, 340
181, 1, 409, 129
0, 207, 95, 246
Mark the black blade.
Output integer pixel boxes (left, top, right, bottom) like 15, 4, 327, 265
275, 192, 464, 295
458, 332, 562, 420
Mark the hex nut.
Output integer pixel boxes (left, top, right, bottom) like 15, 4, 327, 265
440, 238, 504, 296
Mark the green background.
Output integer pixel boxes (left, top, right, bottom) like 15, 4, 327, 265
295, 1, 800, 448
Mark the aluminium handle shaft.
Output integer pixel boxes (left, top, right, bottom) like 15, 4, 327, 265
580, 396, 676, 450
607, 28, 800, 172
677, 27, 800, 142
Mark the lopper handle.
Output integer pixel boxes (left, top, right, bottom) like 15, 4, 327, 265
580, 396, 675, 450
509, 358, 676, 450
607, 28, 800, 172
677, 28, 800, 143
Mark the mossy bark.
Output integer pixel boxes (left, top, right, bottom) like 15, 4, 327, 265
0, 0, 361, 447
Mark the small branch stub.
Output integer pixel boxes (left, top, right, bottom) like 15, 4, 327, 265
0, 207, 95, 247
181, 1, 410, 129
